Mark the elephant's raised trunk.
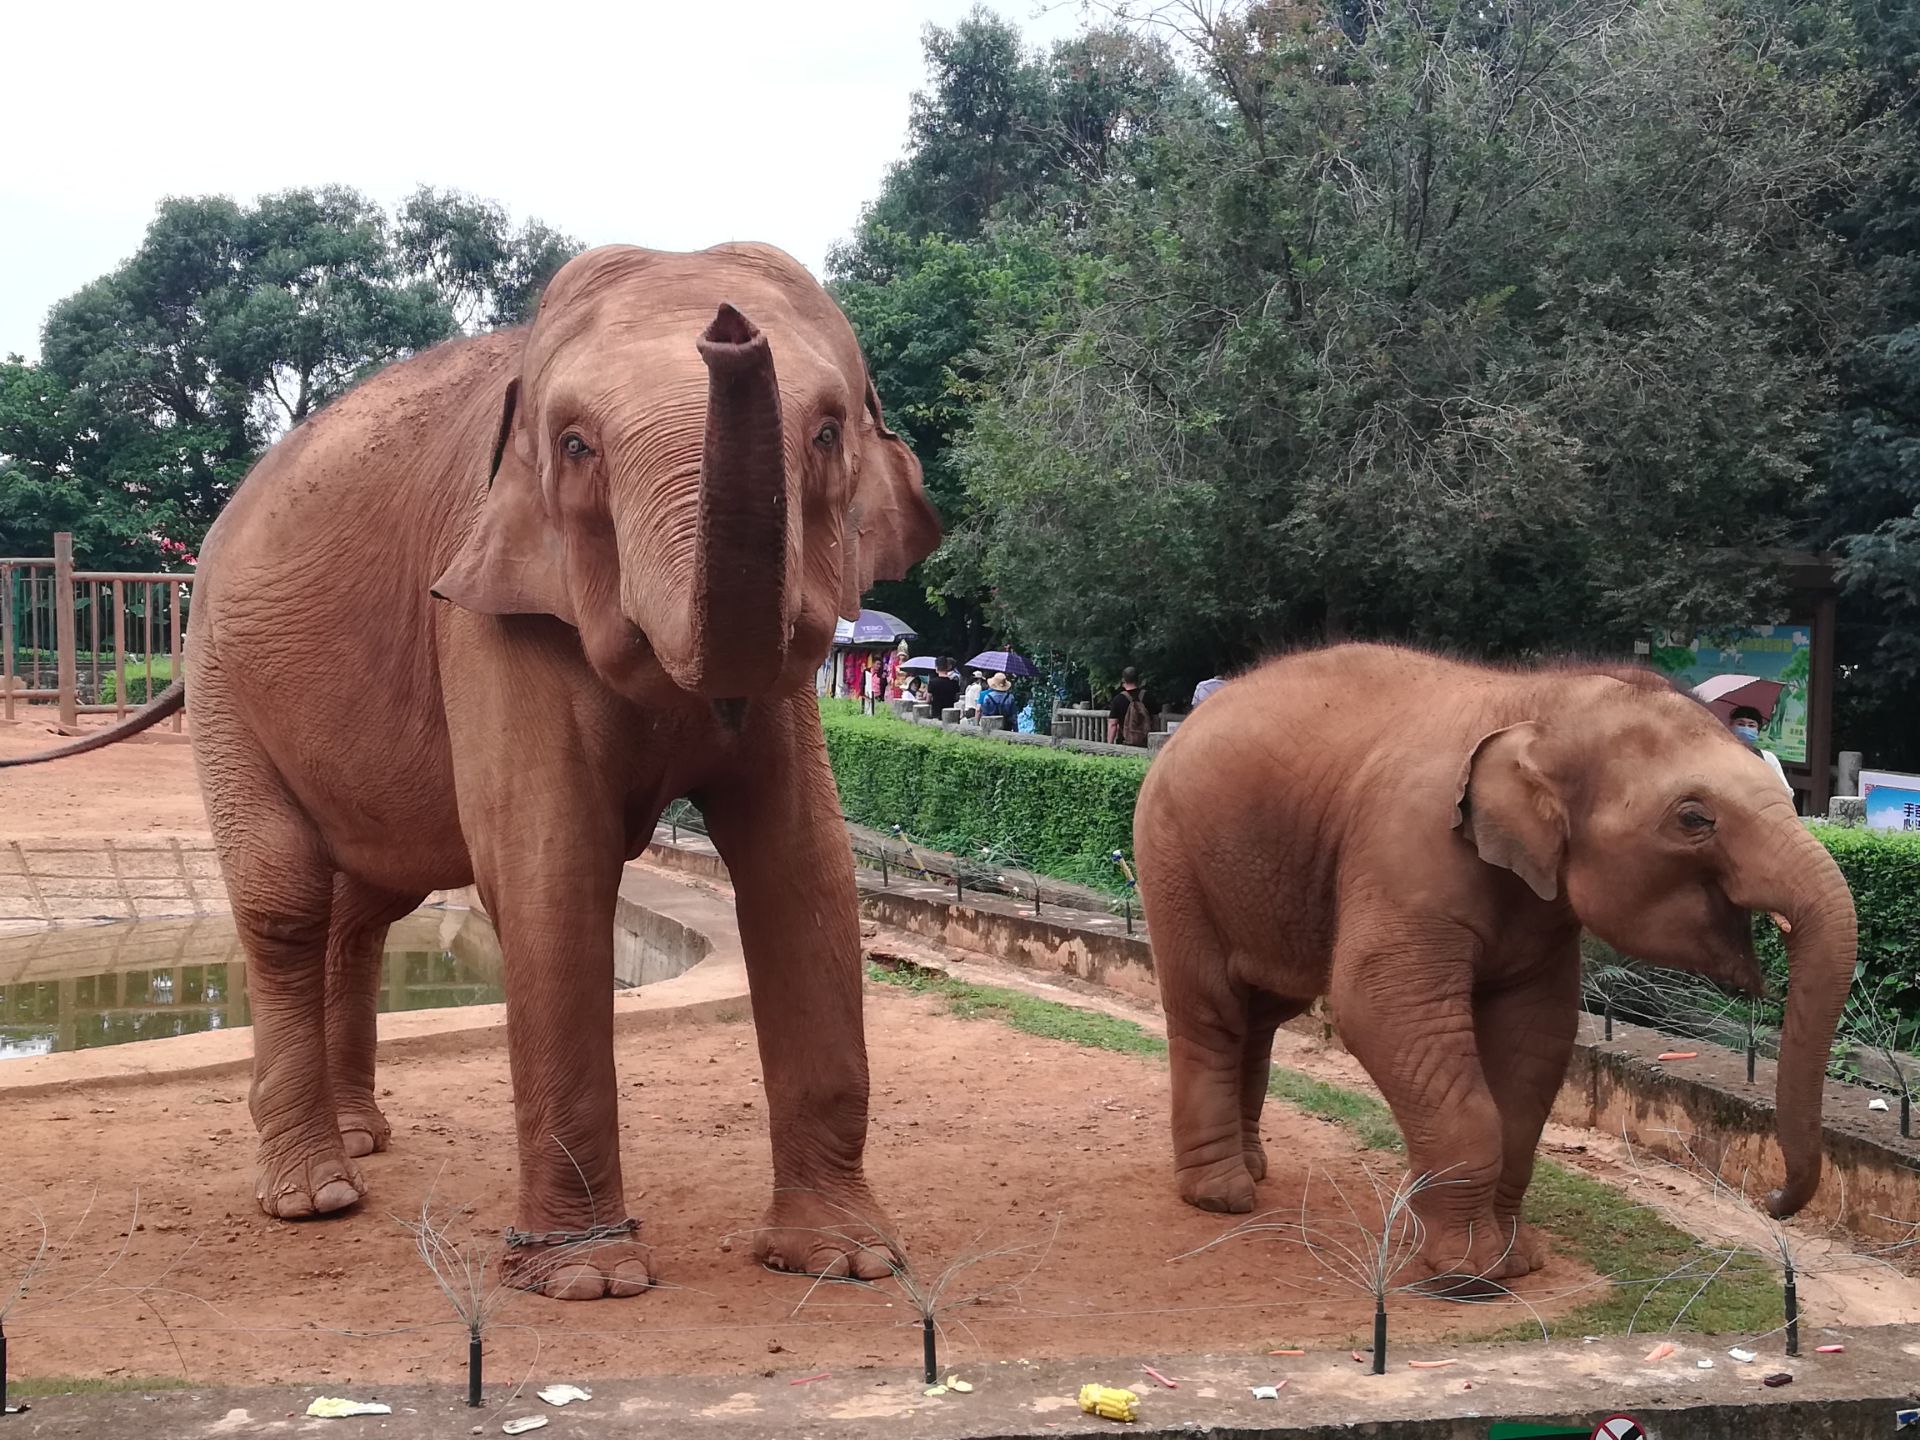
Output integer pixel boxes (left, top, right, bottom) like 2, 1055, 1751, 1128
1733, 813, 1858, 1218
675, 303, 793, 699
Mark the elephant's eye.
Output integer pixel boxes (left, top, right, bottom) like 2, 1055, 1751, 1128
1678, 807, 1716, 834
814, 421, 840, 451
561, 433, 594, 460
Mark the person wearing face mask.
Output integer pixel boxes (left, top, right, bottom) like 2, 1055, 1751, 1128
1728, 704, 1793, 796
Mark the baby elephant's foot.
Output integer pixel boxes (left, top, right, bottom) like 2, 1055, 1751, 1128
505, 1230, 654, 1301
758, 1186, 900, 1279
333, 1090, 393, 1159
1413, 1218, 1535, 1298
1177, 1157, 1257, 1214
1498, 1217, 1550, 1274
255, 1139, 365, 1219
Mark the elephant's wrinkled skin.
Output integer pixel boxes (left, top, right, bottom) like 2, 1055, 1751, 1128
1134, 646, 1855, 1288
31, 245, 940, 1298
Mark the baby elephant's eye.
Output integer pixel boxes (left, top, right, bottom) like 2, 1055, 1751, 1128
562, 433, 594, 459
814, 421, 840, 451
1679, 808, 1716, 832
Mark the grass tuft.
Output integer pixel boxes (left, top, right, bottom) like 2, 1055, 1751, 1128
7, 1376, 193, 1397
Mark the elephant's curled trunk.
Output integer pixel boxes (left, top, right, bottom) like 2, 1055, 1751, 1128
681, 303, 792, 699
1752, 822, 1858, 1219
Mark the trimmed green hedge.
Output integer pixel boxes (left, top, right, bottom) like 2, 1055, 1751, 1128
1772, 824, 1920, 1016
98, 659, 177, 707
821, 704, 1147, 885
822, 704, 1920, 1013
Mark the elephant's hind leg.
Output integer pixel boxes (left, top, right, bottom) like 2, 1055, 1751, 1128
212, 790, 364, 1218
1153, 901, 1259, 1214
1239, 990, 1308, 1183
324, 876, 426, 1158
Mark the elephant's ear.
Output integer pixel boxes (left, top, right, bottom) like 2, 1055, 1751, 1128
430, 378, 577, 625
837, 376, 942, 622
1453, 722, 1565, 902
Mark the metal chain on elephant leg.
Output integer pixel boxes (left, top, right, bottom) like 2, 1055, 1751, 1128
503, 1216, 641, 1249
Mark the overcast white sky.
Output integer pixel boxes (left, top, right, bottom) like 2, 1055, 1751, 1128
1, 0, 1090, 361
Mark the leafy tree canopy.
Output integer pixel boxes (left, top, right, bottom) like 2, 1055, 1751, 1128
1, 186, 579, 569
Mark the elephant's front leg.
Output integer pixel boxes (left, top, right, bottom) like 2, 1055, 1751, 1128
1473, 947, 1581, 1277
700, 701, 897, 1279
1328, 930, 1519, 1289
468, 813, 651, 1301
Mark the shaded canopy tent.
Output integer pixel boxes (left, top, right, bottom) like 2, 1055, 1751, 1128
820, 610, 918, 700
835, 610, 917, 646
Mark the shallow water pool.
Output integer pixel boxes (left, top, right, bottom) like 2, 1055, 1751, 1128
0, 907, 503, 1059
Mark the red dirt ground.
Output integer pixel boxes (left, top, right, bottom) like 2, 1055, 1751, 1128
0, 986, 1593, 1389
0, 706, 205, 837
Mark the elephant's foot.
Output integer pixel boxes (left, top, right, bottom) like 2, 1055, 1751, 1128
1412, 1218, 1535, 1297
757, 1186, 899, 1279
255, 1137, 365, 1219
1243, 1137, 1269, 1183
1177, 1156, 1257, 1214
504, 1233, 654, 1301
1495, 1216, 1549, 1273
333, 1090, 392, 1159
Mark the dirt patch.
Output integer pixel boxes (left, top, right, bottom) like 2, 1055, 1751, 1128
0, 706, 205, 838
0, 983, 1593, 1389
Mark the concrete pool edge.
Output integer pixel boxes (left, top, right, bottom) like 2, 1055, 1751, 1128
0, 866, 748, 1098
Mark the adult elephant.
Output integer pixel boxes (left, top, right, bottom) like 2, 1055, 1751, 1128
4, 244, 940, 1299
1133, 645, 1855, 1287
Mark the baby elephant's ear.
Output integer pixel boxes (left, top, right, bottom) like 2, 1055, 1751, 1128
1453, 722, 1566, 902
837, 376, 942, 622
431, 378, 576, 625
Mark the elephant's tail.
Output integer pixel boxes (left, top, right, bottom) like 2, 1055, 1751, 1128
0, 681, 187, 767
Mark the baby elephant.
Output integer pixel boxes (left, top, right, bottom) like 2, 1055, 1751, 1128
1134, 644, 1855, 1288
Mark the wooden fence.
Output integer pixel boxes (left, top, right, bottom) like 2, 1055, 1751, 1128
1, 533, 192, 730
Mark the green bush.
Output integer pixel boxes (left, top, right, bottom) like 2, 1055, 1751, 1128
1776, 823, 1920, 1017
97, 659, 177, 707
820, 705, 1147, 880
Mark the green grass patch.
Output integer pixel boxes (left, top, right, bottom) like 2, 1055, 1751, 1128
868, 962, 1163, 1055
1266, 1066, 1406, 1152
871, 958, 1784, 1337
7, 1376, 192, 1398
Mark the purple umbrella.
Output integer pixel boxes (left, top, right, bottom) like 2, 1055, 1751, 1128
898, 655, 941, 673
834, 609, 917, 645
965, 649, 1039, 678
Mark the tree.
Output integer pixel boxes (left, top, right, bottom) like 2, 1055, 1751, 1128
2, 188, 580, 567
938, 0, 1882, 696
831, 8, 1191, 652
1819, 0, 1920, 765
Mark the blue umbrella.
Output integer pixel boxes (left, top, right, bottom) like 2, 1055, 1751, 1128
965, 649, 1039, 678
834, 609, 917, 645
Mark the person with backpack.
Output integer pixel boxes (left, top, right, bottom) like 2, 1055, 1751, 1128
977, 672, 1019, 725
1107, 667, 1156, 747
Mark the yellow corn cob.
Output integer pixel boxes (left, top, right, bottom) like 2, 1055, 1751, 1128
1077, 1383, 1139, 1422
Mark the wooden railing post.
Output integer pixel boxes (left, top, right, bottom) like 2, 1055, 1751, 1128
1, 562, 14, 722
53, 533, 78, 731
